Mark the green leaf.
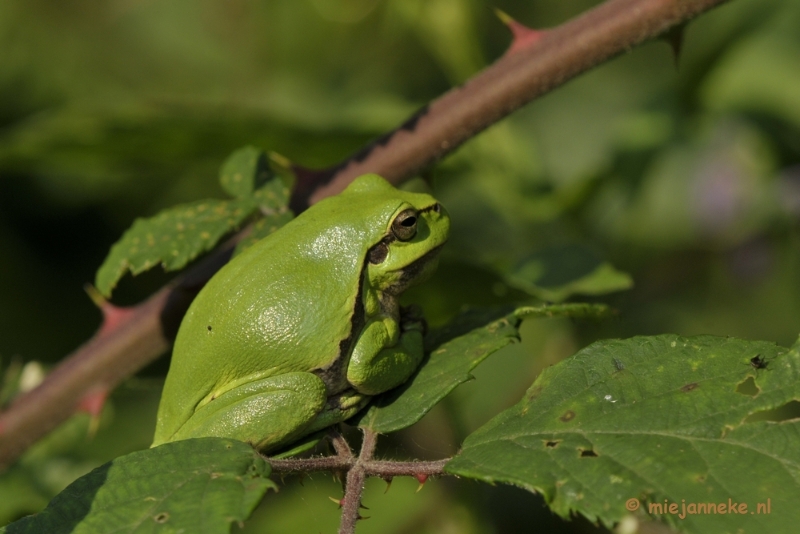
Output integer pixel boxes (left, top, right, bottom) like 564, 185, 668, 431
355, 304, 609, 434
95, 198, 257, 297
233, 211, 295, 258
504, 244, 633, 302
251, 153, 293, 213
219, 147, 293, 212
1, 438, 274, 534
219, 146, 272, 199
446, 335, 800, 532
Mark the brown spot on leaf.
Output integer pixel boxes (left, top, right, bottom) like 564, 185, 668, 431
153, 512, 169, 524
559, 410, 576, 422
544, 440, 560, 448
681, 383, 699, 392
580, 449, 598, 458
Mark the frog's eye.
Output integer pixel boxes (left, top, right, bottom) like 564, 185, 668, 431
392, 209, 418, 241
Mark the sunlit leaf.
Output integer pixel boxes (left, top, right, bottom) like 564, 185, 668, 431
95, 197, 257, 297
219, 146, 273, 199
447, 335, 800, 532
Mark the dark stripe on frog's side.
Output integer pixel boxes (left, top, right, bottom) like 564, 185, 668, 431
312, 267, 366, 396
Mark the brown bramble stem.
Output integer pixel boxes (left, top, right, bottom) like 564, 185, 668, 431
0, 0, 730, 470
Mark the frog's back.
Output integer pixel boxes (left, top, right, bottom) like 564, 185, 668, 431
186, 207, 366, 372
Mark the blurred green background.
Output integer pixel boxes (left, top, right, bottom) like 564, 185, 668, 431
1, 0, 799, 532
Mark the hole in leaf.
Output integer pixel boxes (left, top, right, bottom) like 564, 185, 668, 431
153, 512, 170, 524
579, 449, 598, 458
544, 440, 561, 448
744, 400, 800, 423
559, 410, 576, 423
736, 376, 759, 397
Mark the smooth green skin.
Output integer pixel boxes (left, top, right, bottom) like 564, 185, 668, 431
152, 174, 450, 453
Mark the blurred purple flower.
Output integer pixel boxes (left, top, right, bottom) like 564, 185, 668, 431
691, 155, 748, 238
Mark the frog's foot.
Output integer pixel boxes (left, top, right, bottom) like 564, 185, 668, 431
168, 371, 328, 452
348, 318, 425, 396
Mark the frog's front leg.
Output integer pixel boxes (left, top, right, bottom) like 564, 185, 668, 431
165, 372, 328, 452
347, 313, 425, 396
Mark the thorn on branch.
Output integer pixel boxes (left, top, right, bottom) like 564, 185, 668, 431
495, 9, 546, 55
382, 476, 393, 493
76, 387, 109, 438
662, 23, 686, 68
85, 284, 137, 337
415, 473, 428, 492
76, 388, 108, 417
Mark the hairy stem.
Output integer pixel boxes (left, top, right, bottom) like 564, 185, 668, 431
267, 431, 451, 534
0, 0, 729, 470
338, 430, 377, 534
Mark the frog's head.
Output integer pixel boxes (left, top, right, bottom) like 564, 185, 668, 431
343, 174, 450, 296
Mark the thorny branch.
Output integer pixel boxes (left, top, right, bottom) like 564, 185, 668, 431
0, 0, 730, 469
267, 429, 451, 534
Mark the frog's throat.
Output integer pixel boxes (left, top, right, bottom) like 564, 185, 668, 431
384, 242, 446, 296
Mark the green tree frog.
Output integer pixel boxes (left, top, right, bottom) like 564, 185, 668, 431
152, 174, 449, 453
